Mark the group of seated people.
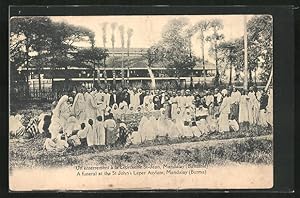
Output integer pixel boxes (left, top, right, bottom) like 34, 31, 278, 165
9, 84, 273, 152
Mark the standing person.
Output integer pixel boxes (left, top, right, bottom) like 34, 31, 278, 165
123, 88, 131, 105
218, 90, 231, 133
205, 90, 214, 116
104, 88, 111, 108
94, 116, 106, 149
162, 94, 171, 119
153, 95, 162, 110
170, 91, 178, 120
230, 86, 241, 121
95, 88, 106, 118
104, 113, 117, 147
116, 87, 124, 105
248, 86, 259, 125
266, 88, 273, 127
84, 88, 99, 121
239, 90, 250, 128
213, 88, 223, 116
109, 89, 118, 107
195, 105, 209, 135
72, 88, 86, 123
86, 119, 95, 148
49, 95, 69, 139
139, 89, 146, 106
176, 91, 185, 109
130, 87, 140, 110
258, 90, 269, 127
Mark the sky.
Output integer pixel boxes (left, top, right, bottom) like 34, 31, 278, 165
50, 15, 255, 61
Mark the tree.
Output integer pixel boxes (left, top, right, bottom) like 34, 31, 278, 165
111, 22, 117, 87
218, 40, 243, 85
247, 15, 273, 84
119, 25, 125, 86
193, 20, 210, 82
157, 18, 196, 87
126, 28, 134, 85
101, 22, 108, 84
206, 19, 225, 86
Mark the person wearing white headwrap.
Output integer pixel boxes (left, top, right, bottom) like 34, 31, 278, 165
137, 112, 150, 142
84, 89, 99, 122
248, 87, 259, 125
72, 89, 86, 122
181, 107, 194, 137
111, 103, 121, 120
157, 108, 168, 136
195, 105, 209, 135
174, 107, 185, 137
63, 116, 81, 137
127, 104, 135, 114
218, 90, 230, 133
95, 88, 106, 118
49, 95, 69, 139
239, 90, 250, 124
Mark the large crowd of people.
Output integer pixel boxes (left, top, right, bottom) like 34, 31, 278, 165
9, 84, 273, 152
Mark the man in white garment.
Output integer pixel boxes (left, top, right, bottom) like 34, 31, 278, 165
130, 87, 140, 110
104, 88, 110, 108
230, 86, 241, 120
95, 88, 106, 117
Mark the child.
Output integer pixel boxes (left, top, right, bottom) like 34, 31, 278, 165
104, 113, 117, 147
86, 119, 95, 148
94, 116, 106, 149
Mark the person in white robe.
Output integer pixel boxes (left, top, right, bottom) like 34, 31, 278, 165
63, 116, 80, 137
248, 87, 259, 125
49, 95, 69, 139
170, 92, 178, 120
137, 113, 150, 142
104, 88, 111, 108
229, 119, 239, 132
94, 116, 106, 147
174, 108, 185, 137
239, 90, 250, 123
157, 108, 170, 136
86, 119, 95, 147
43, 134, 69, 152
95, 89, 106, 118
205, 90, 214, 116
145, 114, 158, 141
195, 105, 209, 135
9, 115, 25, 137
218, 90, 231, 133
230, 87, 241, 120
72, 89, 86, 122
104, 113, 117, 146
130, 87, 140, 110
84, 90, 99, 122
181, 107, 194, 137
266, 88, 273, 127
111, 103, 121, 120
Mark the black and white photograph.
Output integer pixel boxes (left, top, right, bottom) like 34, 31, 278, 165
9, 14, 274, 190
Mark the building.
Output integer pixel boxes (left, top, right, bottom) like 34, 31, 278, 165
19, 47, 216, 93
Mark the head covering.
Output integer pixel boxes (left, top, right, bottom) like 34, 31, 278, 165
53, 95, 69, 117
221, 89, 228, 96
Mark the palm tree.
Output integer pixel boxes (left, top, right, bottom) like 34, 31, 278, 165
119, 25, 125, 86
194, 20, 210, 84
126, 28, 133, 85
111, 22, 117, 87
101, 22, 108, 84
206, 19, 224, 86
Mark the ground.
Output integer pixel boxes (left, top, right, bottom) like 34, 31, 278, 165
9, 102, 273, 170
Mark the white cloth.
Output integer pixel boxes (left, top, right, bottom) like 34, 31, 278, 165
229, 119, 239, 132
94, 121, 105, 145
86, 124, 95, 146
231, 90, 241, 104
84, 92, 98, 121
239, 95, 249, 123
72, 93, 86, 122
130, 92, 140, 110
218, 97, 231, 132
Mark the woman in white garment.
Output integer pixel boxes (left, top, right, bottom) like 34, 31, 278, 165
248, 87, 259, 125
266, 88, 273, 127
258, 90, 269, 127
84, 89, 99, 122
157, 108, 169, 136
72, 88, 86, 123
181, 107, 194, 137
218, 90, 231, 133
138, 112, 150, 142
195, 105, 210, 135
239, 90, 250, 128
174, 107, 185, 137
111, 103, 120, 121
49, 95, 69, 139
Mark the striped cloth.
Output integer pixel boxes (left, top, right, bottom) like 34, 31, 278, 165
25, 117, 39, 137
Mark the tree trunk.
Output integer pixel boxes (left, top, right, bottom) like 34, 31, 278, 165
201, 31, 206, 83
229, 65, 232, 85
